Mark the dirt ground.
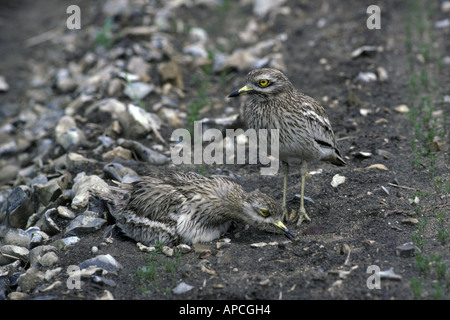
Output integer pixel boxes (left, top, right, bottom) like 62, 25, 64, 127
1, 0, 448, 302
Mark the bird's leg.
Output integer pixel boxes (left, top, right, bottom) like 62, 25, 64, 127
297, 162, 311, 226
281, 161, 289, 222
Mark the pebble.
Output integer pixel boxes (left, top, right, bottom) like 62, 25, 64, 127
331, 174, 346, 188
250, 242, 267, 248
78, 254, 123, 273
6, 185, 34, 229
124, 82, 154, 100
118, 139, 169, 165
253, 0, 286, 18
356, 72, 377, 82
65, 215, 107, 235
71, 172, 110, 209
351, 45, 378, 58
394, 104, 409, 113
173, 282, 194, 294
0, 245, 29, 265
379, 268, 402, 281
17, 267, 45, 293
395, 242, 421, 258
0, 75, 9, 92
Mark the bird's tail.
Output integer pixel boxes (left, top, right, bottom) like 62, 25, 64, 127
331, 148, 346, 166
322, 147, 346, 166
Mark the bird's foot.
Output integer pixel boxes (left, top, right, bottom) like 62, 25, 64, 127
296, 210, 311, 226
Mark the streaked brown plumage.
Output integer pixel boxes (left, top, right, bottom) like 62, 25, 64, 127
229, 68, 346, 225
94, 171, 295, 246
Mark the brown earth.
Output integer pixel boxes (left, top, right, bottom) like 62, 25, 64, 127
0, 0, 448, 303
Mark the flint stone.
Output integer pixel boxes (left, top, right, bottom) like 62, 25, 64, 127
120, 104, 163, 139
71, 172, 110, 209
39, 252, 59, 268
3, 228, 33, 248
41, 208, 62, 235
395, 242, 421, 257
78, 254, 122, 272
29, 245, 57, 267
65, 215, 107, 235
50, 236, 80, 250
55, 115, 85, 150
6, 186, 34, 228
33, 179, 63, 206
18, 267, 45, 293
103, 162, 138, 182
0, 245, 29, 265
124, 82, 154, 100
118, 139, 169, 164
173, 282, 194, 294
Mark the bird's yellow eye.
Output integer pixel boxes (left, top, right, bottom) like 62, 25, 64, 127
258, 79, 270, 87
259, 209, 270, 217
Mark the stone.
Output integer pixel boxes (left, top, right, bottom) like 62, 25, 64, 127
28, 245, 57, 267
379, 268, 402, 281
127, 56, 151, 82
253, 0, 286, 18
65, 215, 107, 235
55, 68, 77, 92
331, 174, 346, 188
0, 164, 20, 184
124, 82, 154, 100
351, 45, 378, 58
103, 162, 138, 182
78, 254, 122, 272
39, 252, 59, 268
250, 242, 267, 248
6, 186, 34, 229
98, 290, 115, 300
41, 208, 62, 235
101, 146, 132, 161
50, 236, 80, 250
356, 72, 377, 82
33, 179, 63, 206
0, 75, 9, 92
57, 206, 76, 219
91, 275, 117, 287
395, 242, 421, 258
120, 104, 163, 140
394, 104, 409, 113
71, 172, 110, 209
173, 282, 194, 294
118, 139, 169, 165
55, 115, 85, 150
18, 267, 45, 293
0, 245, 29, 265
3, 228, 32, 248
376, 66, 389, 82
158, 60, 184, 90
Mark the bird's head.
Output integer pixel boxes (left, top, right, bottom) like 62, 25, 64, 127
241, 190, 296, 241
228, 68, 294, 101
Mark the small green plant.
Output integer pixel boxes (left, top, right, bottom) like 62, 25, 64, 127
131, 242, 181, 295
410, 278, 423, 299
95, 18, 115, 48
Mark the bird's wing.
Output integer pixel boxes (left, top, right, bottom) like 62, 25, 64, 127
122, 176, 186, 222
296, 94, 346, 165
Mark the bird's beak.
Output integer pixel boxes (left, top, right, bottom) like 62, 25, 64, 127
272, 221, 296, 241
228, 85, 253, 97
